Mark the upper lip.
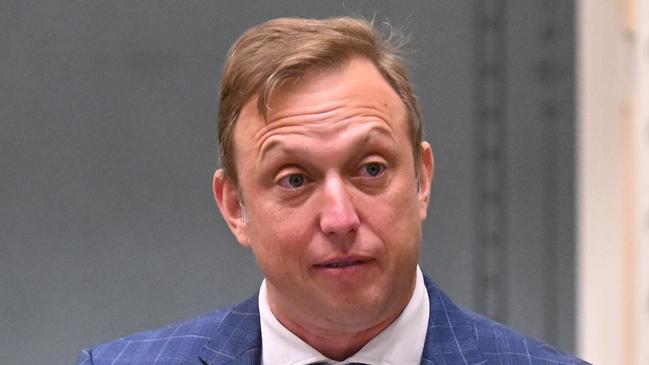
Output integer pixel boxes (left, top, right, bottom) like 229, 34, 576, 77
313, 255, 372, 267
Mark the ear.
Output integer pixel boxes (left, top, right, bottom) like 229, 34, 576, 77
417, 141, 434, 221
213, 169, 251, 248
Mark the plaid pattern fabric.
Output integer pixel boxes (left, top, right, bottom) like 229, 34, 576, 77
419, 280, 589, 365
79, 274, 590, 364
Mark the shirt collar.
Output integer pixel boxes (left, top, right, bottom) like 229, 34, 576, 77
259, 266, 429, 365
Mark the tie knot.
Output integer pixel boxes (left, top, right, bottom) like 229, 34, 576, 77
308, 362, 368, 365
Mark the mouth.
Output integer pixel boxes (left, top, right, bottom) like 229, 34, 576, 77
317, 260, 365, 268
313, 257, 372, 270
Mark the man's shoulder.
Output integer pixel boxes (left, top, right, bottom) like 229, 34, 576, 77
79, 293, 262, 365
422, 274, 590, 364
78, 308, 230, 365
461, 308, 590, 364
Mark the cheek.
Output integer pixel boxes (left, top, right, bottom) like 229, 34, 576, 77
250, 200, 313, 237
362, 185, 422, 250
246, 203, 315, 266
365, 181, 420, 224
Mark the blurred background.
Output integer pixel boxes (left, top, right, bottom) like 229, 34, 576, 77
1, 1, 647, 364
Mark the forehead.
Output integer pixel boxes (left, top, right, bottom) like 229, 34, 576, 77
268, 59, 402, 112
233, 58, 408, 159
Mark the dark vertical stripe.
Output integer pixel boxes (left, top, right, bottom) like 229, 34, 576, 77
472, 0, 509, 323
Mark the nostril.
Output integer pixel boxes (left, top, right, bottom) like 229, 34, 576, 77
320, 210, 360, 237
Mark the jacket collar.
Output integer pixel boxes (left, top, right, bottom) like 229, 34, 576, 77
420, 275, 487, 364
198, 274, 486, 365
198, 293, 262, 365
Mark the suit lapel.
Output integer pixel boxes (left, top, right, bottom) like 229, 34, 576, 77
198, 293, 262, 365
421, 275, 487, 365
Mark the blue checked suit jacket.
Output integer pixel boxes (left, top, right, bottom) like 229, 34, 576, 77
79, 274, 589, 364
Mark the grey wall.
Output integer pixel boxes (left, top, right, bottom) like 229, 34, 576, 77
0, 1, 575, 364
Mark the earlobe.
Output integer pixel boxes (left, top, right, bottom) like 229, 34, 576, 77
417, 142, 434, 220
212, 169, 251, 247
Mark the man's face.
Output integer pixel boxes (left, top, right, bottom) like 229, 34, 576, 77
214, 58, 434, 333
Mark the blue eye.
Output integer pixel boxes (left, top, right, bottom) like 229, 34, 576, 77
362, 162, 385, 177
278, 173, 306, 189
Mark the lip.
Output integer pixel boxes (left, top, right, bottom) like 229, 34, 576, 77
313, 255, 373, 269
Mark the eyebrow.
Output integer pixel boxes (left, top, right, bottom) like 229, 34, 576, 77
258, 125, 396, 163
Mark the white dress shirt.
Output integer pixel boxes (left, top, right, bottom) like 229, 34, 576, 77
259, 266, 429, 365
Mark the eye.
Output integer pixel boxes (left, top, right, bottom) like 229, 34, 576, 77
278, 173, 308, 189
360, 162, 385, 177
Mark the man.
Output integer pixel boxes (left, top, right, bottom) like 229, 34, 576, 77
79, 17, 588, 364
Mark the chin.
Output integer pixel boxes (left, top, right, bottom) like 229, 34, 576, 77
317, 292, 393, 330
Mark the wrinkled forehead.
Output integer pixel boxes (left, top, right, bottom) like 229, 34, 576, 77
230, 59, 410, 174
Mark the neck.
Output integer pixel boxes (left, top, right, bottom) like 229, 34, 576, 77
266, 274, 417, 361
271, 302, 407, 361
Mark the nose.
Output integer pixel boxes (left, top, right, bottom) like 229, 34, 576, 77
318, 175, 361, 239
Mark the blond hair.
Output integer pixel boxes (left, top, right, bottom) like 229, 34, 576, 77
218, 16, 422, 184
